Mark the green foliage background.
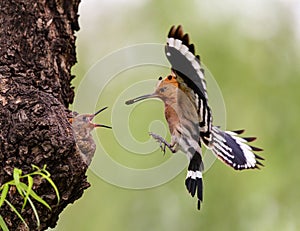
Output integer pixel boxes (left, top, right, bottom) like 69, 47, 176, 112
50, 0, 300, 230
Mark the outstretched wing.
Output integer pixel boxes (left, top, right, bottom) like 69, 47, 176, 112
165, 25, 208, 101
211, 127, 264, 170
165, 25, 213, 145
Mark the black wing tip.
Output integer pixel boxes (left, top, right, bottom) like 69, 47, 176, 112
175, 25, 184, 37
256, 160, 264, 167
254, 153, 265, 160
231, 129, 262, 144
243, 137, 257, 142
230, 128, 265, 162
232, 129, 245, 135
196, 54, 201, 63
168, 25, 176, 38
168, 25, 197, 54
254, 161, 264, 170
251, 146, 264, 152
182, 34, 190, 46
189, 44, 195, 54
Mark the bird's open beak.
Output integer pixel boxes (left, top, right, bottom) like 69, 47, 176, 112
92, 107, 112, 129
125, 93, 157, 105
94, 107, 109, 116
94, 124, 112, 129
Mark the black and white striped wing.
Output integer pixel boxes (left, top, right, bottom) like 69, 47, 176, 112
165, 25, 213, 145
211, 127, 264, 170
165, 25, 208, 101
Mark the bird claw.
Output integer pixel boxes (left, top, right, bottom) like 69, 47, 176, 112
149, 132, 172, 155
160, 141, 167, 155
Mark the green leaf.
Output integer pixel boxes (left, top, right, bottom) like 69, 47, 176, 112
31, 164, 40, 171
18, 183, 51, 210
13, 168, 24, 197
45, 177, 60, 204
42, 164, 48, 172
0, 215, 9, 231
5, 199, 28, 229
36, 172, 60, 204
0, 184, 9, 208
40, 167, 51, 178
22, 175, 33, 210
26, 196, 40, 228
0, 165, 60, 230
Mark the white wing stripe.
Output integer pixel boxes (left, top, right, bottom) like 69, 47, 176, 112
186, 51, 194, 61
167, 37, 175, 47
179, 45, 189, 55
192, 60, 201, 70
175, 39, 182, 49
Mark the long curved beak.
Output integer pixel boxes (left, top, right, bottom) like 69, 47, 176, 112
94, 106, 108, 116
93, 106, 112, 129
125, 93, 157, 105
94, 124, 112, 129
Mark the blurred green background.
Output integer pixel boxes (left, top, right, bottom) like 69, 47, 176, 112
50, 0, 300, 230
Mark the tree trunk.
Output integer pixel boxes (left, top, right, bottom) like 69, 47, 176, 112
0, 0, 90, 230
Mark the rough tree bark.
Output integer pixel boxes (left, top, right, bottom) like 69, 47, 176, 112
0, 0, 90, 230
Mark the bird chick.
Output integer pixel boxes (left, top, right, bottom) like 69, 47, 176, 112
70, 107, 111, 165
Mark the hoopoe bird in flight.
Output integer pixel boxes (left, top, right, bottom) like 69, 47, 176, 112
126, 25, 264, 210
70, 107, 111, 165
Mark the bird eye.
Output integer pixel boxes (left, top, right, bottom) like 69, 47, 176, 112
167, 75, 172, 80
160, 87, 165, 93
158, 76, 162, 80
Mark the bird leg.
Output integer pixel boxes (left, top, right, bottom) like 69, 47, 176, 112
149, 132, 177, 154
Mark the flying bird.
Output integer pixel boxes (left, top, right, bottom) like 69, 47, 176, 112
126, 25, 264, 210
